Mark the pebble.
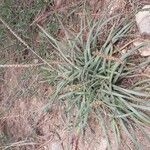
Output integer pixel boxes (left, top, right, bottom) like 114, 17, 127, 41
133, 39, 150, 56
135, 5, 150, 34
51, 142, 62, 150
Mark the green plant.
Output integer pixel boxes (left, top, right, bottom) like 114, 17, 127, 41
39, 12, 150, 149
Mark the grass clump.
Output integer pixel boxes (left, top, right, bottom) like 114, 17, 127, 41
39, 12, 150, 149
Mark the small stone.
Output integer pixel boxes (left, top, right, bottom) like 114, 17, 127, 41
133, 39, 150, 56
51, 142, 62, 150
121, 49, 127, 54
33, 59, 38, 64
135, 5, 150, 34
